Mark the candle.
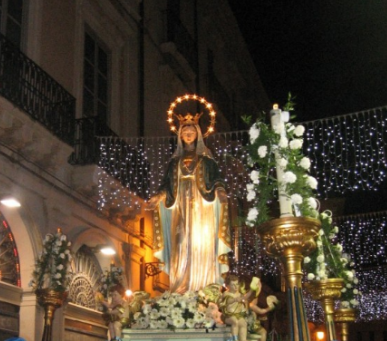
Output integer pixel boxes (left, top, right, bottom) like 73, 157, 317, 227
270, 104, 293, 217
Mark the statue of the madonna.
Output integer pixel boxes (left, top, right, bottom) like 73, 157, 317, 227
147, 95, 232, 293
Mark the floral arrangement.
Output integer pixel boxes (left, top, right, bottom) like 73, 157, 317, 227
244, 95, 318, 225
244, 95, 360, 309
132, 291, 221, 330
30, 228, 72, 292
96, 265, 125, 299
304, 211, 360, 309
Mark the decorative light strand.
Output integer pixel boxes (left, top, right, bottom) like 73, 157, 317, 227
96, 107, 387, 322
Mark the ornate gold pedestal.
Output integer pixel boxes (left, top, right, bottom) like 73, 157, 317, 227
258, 217, 320, 341
305, 278, 344, 341
334, 308, 357, 341
36, 289, 68, 341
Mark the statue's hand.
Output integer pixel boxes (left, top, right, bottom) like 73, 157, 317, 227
145, 193, 165, 210
216, 188, 228, 204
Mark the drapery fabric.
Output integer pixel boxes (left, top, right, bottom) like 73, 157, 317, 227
153, 126, 232, 293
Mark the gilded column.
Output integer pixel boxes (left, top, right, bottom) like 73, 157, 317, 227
259, 217, 320, 341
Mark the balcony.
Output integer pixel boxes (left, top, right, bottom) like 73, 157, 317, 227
0, 34, 75, 145
161, 11, 198, 82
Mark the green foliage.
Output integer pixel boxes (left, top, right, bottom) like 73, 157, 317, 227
283, 92, 296, 111
304, 211, 360, 308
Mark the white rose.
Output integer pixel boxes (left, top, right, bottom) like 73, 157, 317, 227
307, 273, 315, 280
279, 136, 288, 148
299, 157, 311, 170
307, 197, 318, 209
353, 289, 359, 295
54, 273, 62, 279
341, 288, 347, 293
319, 229, 324, 236
306, 176, 318, 189
250, 170, 260, 184
283, 171, 297, 184
289, 139, 303, 150
246, 183, 254, 191
291, 194, 303, 205
60, 253, 65, 259
247, 207, 259, 221
247, 190, 256, 202
341, 301, 350, 308
350, 299, 359, 306
278, 158, 288, 168
304, 256, 311, 264
294, 125, 305, 137
333, 226, 339, 233
258, 145, 268, 158
57, 264, 64, 270
317, 255, 325, 263
249, 124, 260, 144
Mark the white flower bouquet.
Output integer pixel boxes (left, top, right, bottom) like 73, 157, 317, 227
304, 210, 361, 309
30, 228, 72, 292
244, 95, 319, 225
132, 291, 221, 331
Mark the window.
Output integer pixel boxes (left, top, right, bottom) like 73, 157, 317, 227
83, 31, 109, 122
0, 0, 24, 47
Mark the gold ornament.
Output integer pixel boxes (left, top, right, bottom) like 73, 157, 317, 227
334, 307, 357, 341
305, 278, 344, 341
36, 288, 68, 341
258, 217, 320, 341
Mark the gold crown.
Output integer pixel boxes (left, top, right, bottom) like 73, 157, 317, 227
176, 113, 202, 126
167, 94, 216, 137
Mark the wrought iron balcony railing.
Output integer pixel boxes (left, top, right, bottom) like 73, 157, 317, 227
0, 33, 75, 145
69, 116, 117, 165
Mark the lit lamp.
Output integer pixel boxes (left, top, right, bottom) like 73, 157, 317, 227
100, 246, 116, 255
316, 331, 325, 340
0, 196, 21, 207
91, 245, 116, 255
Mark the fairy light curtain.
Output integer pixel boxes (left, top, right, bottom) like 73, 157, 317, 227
98, 105, 387, 209
303, 106, 387, 198
304, 210, 387, 323
98, 106, 387, 321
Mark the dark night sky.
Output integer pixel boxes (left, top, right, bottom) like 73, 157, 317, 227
228, 0, 387, 121
227, 1, 387, 213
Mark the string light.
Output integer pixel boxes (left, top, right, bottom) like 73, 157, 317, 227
96, 106, 387, 322
303, 107, 387, 198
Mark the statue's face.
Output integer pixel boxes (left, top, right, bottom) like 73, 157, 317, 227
111, 290, 122, 304
228, 280, 239, 293
181, 125, 197, 145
